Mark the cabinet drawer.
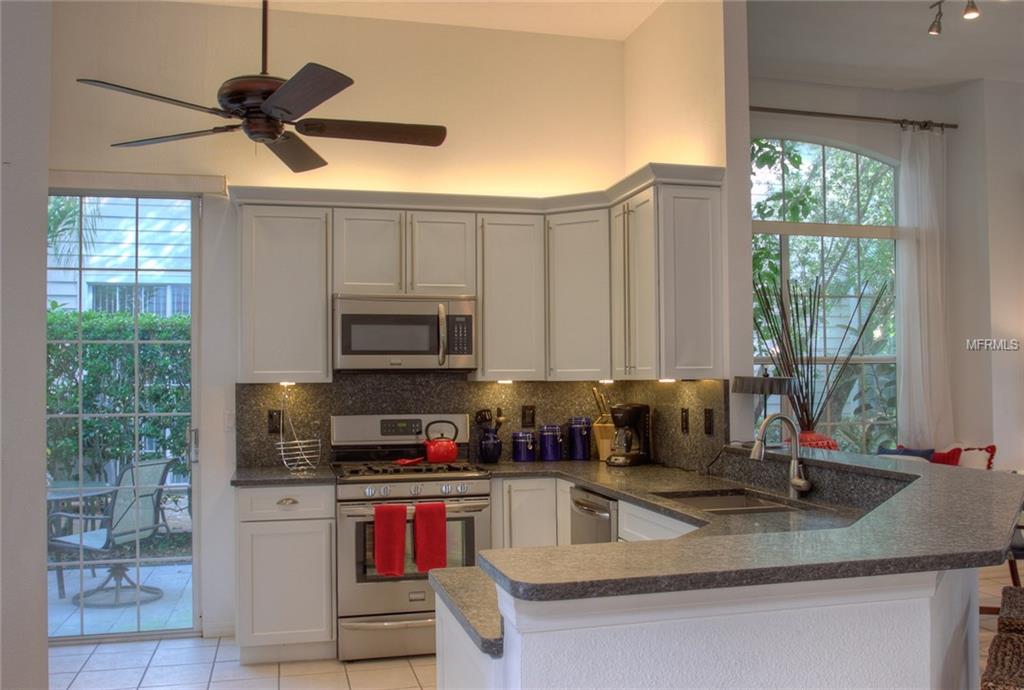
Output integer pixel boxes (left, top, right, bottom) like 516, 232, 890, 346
617, 501, 697, 541
237, 486, 335, 522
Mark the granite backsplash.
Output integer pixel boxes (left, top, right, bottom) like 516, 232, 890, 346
236, 372, 729, 470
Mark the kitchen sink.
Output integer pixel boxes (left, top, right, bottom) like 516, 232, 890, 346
652, 490, 798, 515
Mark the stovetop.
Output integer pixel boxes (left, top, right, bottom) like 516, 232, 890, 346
332, 461, 489, 483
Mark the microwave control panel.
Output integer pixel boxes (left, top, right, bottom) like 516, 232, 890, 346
447, 315, 473, 355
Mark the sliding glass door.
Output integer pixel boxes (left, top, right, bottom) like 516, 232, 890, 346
46, 194, 197, 638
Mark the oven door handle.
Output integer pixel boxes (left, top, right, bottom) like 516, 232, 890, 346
340, 618, 436, 631
339, 500, 490, 519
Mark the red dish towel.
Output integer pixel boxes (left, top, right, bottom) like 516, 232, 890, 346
414, 502, 447, 573
373, 504, 408, 577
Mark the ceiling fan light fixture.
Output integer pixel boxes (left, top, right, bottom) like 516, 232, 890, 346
963, 0, 980, 20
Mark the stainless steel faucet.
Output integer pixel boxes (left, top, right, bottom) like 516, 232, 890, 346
750, 413, 812, 500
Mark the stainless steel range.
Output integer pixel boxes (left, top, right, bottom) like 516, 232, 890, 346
330, 414, 491, 661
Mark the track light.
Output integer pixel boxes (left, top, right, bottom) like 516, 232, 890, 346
928, 1, 943, 35
963, 0, 980, 20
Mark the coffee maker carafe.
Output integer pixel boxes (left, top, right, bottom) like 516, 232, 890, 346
606, 403, 651, 466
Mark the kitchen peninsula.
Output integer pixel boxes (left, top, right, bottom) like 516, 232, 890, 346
429, 446, 1024, 690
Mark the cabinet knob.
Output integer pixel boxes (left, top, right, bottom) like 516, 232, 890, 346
276, 497, 299, 506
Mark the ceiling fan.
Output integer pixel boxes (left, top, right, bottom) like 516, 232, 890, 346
78, 0, 447, 173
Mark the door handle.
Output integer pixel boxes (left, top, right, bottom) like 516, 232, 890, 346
438, 303, 448, 366
571, 498, 611, 520
341, 618, 436, 631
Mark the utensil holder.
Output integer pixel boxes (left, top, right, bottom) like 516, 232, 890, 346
593, 418, 614, 462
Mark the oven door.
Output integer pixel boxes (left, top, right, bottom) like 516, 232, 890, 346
336, 498, 491, 618
334, 298, 445, 369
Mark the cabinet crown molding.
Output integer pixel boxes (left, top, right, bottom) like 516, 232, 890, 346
228, 162, 725, 214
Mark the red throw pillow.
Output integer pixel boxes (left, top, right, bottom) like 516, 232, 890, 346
931, 448, 963, 466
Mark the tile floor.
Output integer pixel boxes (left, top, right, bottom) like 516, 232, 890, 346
46, 563, 1010, 690
48, 638, 435, 690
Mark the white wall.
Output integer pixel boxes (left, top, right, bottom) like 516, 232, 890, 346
51, 1, 625, 196
624, 1, 726, 171
722, 1, 754, 439
1, 1, 52, 687
196, 195, 239, 636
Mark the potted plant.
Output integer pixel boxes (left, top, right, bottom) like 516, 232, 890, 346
753, 277, 887, 449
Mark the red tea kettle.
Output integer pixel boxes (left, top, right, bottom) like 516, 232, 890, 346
423, 420, 459, 463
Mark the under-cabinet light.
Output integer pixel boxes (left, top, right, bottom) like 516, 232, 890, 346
279, 381, 296, 387
497, 380, 514, 385
658, 379, 676, 383
598, 380, 615, 385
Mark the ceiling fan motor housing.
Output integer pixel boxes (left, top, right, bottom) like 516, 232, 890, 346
218, 75, 287, 141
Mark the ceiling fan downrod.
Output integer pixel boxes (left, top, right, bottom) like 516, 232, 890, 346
261, 0, 269, 76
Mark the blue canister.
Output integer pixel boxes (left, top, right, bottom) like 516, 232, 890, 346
539, 424, 563, 461
568, 417, 592, 460
478, 427, 502, 464
511, 431, 536, 462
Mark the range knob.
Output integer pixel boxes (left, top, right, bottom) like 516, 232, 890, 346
409, 484, 423, 496
363, 486, 376, 498
456, 482, 469, 494
440, 483, 453, 495
379, 485, 391, 498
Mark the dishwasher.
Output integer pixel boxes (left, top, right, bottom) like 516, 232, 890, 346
569, 486, 619, 544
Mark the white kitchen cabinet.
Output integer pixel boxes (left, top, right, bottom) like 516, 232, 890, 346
493, 478, 558, 548
331, 209, 475, 298
476, 214, 546, 380
239, 205, 331, 383
611, 188, 658, 380
408, 211, 477, 296
236, 514, 336, 646
545, 209, 611, 381
658, 186, 723, 379
617, 501, 697, 542
332, 208, 405, 295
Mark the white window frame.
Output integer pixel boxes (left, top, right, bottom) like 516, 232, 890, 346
751, 138, 898, 449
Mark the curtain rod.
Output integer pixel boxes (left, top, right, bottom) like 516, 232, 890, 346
750, 105, 958, 130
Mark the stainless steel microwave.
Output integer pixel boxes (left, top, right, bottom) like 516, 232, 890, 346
332, 297, 476, 370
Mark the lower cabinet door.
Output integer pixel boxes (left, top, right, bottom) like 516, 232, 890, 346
237, 518, 336, 646
505, 478, 558, 548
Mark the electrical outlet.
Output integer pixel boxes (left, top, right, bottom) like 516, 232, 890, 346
268, 409, 282, 434
704, 408, 714, 436
681, 408, 690, 434
521, 405, 536, 428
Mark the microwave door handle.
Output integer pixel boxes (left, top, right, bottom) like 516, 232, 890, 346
332, 295, 343, 369
438, 303, 448, 366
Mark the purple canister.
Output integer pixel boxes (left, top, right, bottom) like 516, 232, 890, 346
568, 416, 592, 460
539, 424, 563, 461
512, 431, 536, 462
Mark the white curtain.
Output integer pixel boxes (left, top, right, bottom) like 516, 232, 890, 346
896, 127, 955, 449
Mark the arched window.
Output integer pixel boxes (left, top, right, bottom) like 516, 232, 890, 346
750, 138, 896, 453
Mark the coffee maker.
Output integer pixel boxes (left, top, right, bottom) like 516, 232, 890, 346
606, 403, 652, 466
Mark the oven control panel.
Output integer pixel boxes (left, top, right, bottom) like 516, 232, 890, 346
336, 479, 491, 501
379, 418, 423, 436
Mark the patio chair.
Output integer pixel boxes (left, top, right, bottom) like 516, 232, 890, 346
48, 459, 173, 608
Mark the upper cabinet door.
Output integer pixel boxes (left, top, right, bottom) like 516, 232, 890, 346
546, 209, 611, 381
477, 214, 546, 380
658, 185, 723, 379
408, 211, 477, 296
239, 205, 331, 383
332, 208, 404, 296
626, 189, 658, 380
610, 189, 657, 380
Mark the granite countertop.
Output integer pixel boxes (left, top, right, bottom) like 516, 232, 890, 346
429, 567, 503, 658
476, 448, 1024, 603
231, 464, 338, 486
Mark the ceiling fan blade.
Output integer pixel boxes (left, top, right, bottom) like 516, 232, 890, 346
295, 118, 447, 147
261, 63, 354, 121
78, 79, 239, 119
111, 125, 243, 148
264, 132, 327, 173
